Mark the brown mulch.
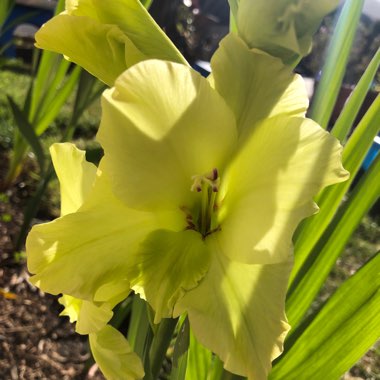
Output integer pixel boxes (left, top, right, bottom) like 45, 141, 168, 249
0, 153, 105, 380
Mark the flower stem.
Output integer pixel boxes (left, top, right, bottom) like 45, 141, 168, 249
149, 317, 178, 379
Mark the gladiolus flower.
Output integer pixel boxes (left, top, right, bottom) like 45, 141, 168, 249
27, 33, 348, 379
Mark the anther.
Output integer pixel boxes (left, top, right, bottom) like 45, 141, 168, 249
206, 168, 218, 181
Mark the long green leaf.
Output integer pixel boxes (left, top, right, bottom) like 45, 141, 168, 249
287, 151, 380, 327
342, 94, 380, 172
185, 330, 213, 380
29, 0, 65, 119
29, 52, 62, 120
290, 94, 380, 285
331, 48, 380, 143
170, 317, 190, 380
149, 318, 178, 379
70, 70, 105, 125
109, 297, 133, 330
127, 295, 151, 357
0, 0, 14, 26
7, 96, 45, 173
308, 0, 364, 129
35, 65, 82, 135
271, 252, 380, 380
127, 296, 153, 380
16, 164, 55, 250
32, 58, 72, 123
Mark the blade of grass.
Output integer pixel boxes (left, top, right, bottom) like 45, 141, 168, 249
290, 94, 380, 285
70, 70, 106, 125
271, 252, 380, 380
29, 51, 62, 120
287, 150, 380, 327
15, 164, 54, 250
35, 65, 82, 135
331, 48, 380, 143
5, 63, 81, 186
15, 69, 103, 245
7, 96, 45, 173
28, 0, 65, 119
342, 94, 380, 171
308, 0, 364, 129
32, 58, 72, 123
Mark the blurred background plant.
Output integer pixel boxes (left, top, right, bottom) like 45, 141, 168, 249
0, 0, 379, 379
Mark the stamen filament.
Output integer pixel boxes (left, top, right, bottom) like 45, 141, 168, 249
190, 168, 220, 237
200, 182, 209, 236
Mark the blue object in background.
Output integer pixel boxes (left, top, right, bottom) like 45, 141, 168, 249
362, 136, 380, 171
0, 4, 54, 57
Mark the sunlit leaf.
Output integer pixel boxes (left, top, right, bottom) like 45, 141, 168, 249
308, 0, 365, 129
271, 252, 380, 380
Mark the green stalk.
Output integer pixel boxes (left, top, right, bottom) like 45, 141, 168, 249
149, 317, 178, 379
110, 297, 133, 330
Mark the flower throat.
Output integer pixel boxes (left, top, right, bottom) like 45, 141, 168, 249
187, 168, 220, 238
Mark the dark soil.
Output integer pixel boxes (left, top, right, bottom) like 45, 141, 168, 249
0, 152, 104, 380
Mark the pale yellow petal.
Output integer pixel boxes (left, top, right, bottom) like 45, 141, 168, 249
130, 229, 210, 323
26, 166, 183, 301
35, 14, 145, 86
175, 238, 292, 379
211, 33, 308, 138
59, 295, 116, 335
89, 325, 144, 380
98, 59, 237, 211
50, 143, 97, 216
218, 116, 349, 265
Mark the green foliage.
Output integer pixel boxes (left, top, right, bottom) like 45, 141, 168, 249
0, 69, 30, 149
13, 250, 26, 263
0, 0, 14, 27
271, 253, 380, 380
271, 1, 380, 378
1, 213, 12, 222
308, 0, 365, 129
